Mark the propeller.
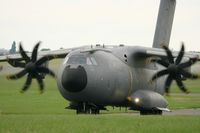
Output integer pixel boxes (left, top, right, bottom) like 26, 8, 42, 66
151, 43, 199, 94
6, 42, 56, 93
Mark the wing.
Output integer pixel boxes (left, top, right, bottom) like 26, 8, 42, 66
0, 48, 72, 62
132, 46, 200, 60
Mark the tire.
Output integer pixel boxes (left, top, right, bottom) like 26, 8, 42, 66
140, 110, 162, 115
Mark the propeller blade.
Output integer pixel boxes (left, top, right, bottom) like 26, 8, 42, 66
31, 42, 41, 62
7, 59, 25, 68
152, 43, 198, 95
36, 55, 58, 66
179, 58, 198, 68
0, 66, 2, 71
7, 69, 27, 80
175, 78, 189, 93
21, 74, 32, 93
165, 75, 173, 94
156, 59, 169, 67
175, 43, 184, 65
162, 45, 174, 64
151, 69, 169, 81
6, 42, 57, 93
35, 73, 44, 93
180, 69, 198, 79
37, 67, 55, 77
19, 43, 31, 63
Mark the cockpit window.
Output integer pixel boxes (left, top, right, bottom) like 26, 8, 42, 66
90, 57, 97, 65
67, 55, 86, 64
86, 58, 92, 65
66, 55, 98, 65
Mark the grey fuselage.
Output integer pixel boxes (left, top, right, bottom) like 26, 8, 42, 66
57, 46, 166, 107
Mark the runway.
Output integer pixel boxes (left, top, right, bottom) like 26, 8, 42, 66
163, 108, 200, 115
104, 108, 200, 116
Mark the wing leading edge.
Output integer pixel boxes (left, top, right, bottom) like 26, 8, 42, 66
0, 48, 72, 62
132, 46, 200, 60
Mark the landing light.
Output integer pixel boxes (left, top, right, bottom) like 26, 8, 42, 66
134, 98, 140, 103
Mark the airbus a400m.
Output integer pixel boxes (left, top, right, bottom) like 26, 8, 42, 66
0, 0, 199, 115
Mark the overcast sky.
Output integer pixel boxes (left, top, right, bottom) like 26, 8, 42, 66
0, 0, 199, 51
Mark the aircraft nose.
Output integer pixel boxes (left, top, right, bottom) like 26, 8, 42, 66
61, 65, 87, 92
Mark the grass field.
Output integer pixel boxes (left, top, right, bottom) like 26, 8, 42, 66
0, 61, 200, 133
1, 115, 200, 133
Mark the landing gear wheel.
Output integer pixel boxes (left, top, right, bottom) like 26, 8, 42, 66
75, 103, 100, 114
140, 110, 162, 115
76, 108, 100, 114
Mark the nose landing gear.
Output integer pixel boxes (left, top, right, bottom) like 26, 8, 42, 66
66, 102, 106, 114
76, 103, 99, 114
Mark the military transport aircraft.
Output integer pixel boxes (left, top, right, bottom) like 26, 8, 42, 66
0, 0, 199, 115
